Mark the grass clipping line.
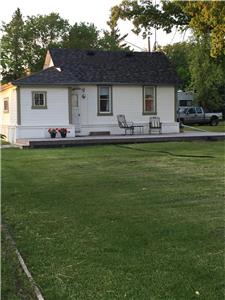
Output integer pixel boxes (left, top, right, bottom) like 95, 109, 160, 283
2, 223, 45, 300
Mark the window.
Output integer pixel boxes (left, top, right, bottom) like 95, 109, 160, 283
3, 98, 9, 113
143, 86, 156, 114
196, 107, 203, 114
188, 107, 196, 114
98, 86, 112, 115
32, 91, 47, 109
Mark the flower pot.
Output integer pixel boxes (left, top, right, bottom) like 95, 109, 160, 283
60, 133, 67, 138
50, 133, 56, 138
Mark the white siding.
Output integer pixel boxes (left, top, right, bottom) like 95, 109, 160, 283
157, 86, 175, 122
20, 87, 69, 125
78, 85, 178, 134
14, 87, 75, 140
1, 84, 178, 142
0, 86, 17, 126
0, 86, 18, 142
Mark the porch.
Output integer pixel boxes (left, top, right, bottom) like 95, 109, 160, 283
15, 131, 225, 149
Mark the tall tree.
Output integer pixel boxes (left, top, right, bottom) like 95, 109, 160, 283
189, 36, 225, 112
160, 42, 193, 89
63, 22, 99, 49
179, 1, 225, 58
23, 13, 70, 72
1, 8, 26, 81
99, 27, 130, 51
109, 0, 225, 57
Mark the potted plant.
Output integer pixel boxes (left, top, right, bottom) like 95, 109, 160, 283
58, 128, 69, 138
48, 128, 57, 138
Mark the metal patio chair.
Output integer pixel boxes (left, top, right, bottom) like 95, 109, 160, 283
149, 116, 162, 134
117, 114, 134, 135
117, 114, 144, 135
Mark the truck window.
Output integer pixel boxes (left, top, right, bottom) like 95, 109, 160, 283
188, 108, 196, 114
196, 107, 202, 114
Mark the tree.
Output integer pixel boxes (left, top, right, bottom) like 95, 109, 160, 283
109, 0, 225, 57
1, 8, 26, 81
99, 27, 130, 51
160, 42, 193, 89
63, 22, 99, 49
1, 10, 70, 81
63, 22, 130, 51
23, 13, 70, 72
189, 36, 225, 112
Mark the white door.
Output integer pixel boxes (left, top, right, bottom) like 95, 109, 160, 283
71, 92, 81, 133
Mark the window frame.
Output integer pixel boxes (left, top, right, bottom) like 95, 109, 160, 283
3, 98, 9, 113
31, 91, 47, 109
97, 86, 113, 116
143, 86, 157, 115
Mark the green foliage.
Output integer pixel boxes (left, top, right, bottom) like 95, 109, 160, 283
1, 8, 26, 82
63, 22, 99, 49
177, 1, 225, 58
1, 10, 130, 82
110, 0, 225, 57
99, 28, 130, 51
189, 36, 225, 112
1, 10, 70, 80
109, 0, 190, 38
63, 22, 130, 51
161, 42, 193, 89
22, 13, 70, 73
161, 39, 225, 112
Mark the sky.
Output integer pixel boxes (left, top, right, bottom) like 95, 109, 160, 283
1, 0, 190, 51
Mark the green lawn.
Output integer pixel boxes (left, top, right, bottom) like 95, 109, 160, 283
184, 121, 225, 132
2, 141, 225, 300
1, 230, 36, 300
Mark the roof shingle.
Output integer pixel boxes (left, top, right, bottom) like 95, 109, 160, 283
14, 49, 180, 86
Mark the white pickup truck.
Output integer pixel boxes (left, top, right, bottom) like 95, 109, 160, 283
177, 106, 223, 126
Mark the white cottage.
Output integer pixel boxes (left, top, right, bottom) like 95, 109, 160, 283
0, 49, 180, 143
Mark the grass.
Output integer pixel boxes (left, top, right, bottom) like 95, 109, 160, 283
2, 141, 225, 299
1, 228, 36, 300
184, 121, 225, 132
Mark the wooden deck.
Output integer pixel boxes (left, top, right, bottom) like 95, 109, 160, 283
15, 131, 225, 149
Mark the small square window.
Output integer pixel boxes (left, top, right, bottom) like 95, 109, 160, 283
3, 98, 9, 113
32, 92, 47, 109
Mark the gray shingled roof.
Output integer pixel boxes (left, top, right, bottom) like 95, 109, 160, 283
14, 49, 180, 86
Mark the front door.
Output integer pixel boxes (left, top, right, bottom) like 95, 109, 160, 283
71, 91, 81, 133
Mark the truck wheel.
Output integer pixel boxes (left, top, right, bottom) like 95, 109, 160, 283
210, 118, 219, 126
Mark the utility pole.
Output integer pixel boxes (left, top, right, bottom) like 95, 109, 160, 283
148, 36, 151, 52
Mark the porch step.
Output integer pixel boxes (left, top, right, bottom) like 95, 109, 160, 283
89, 131, 110, 136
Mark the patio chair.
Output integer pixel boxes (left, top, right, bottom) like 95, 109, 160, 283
149, 116, 161, 134
117, 114, 134, 135
117, 114, 144, 135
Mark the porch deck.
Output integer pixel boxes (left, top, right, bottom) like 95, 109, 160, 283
15, 131, 225, 149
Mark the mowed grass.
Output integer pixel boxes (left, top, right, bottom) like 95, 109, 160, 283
2, 141, 225, 300
1, 230, 36, 300
184, 121, 225, 132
